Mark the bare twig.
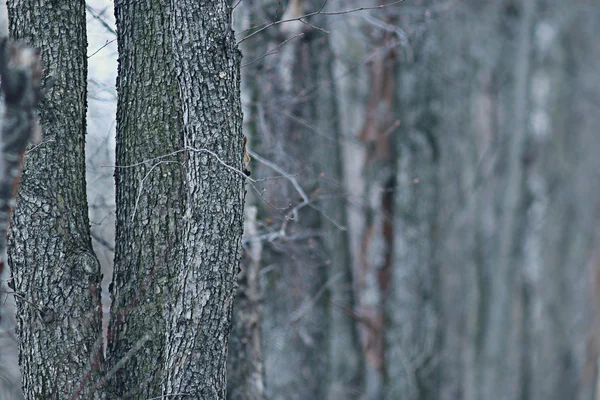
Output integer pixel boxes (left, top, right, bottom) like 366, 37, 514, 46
90, 231, 115, 252
298, 19, 330, 34
238, 0, 406, 44
85, 5, 117, 36
242, 33, 305, 68
131, 160, 179, 221
87, 39, 117, 59
25, 137, 55, 154
92, 334, 151, 392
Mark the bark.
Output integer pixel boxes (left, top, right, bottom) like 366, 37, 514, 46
108, 1, 245, 398
7, 1, 103, 398
0, 38, 43, 400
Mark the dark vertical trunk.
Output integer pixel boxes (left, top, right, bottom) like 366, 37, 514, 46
108, 1, 245, 398
7, 1, 102, 398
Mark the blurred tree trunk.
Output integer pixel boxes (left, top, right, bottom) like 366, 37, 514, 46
353, 7, 400, 400
253, 5, 331, 398
108, 0, 245, 398
528, 4, 600, 400
227, 205, 266, 400
481, 1, 535, 398
233, 0, 365, 398
315, 49, 364, 400
310, 6, 364, 398
7, 1, 103, 398
227, 4, 266, 400
387, 19, 442, 400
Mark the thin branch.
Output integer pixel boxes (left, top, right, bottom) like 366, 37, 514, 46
92, 334, 151, 392
242, 33, 304, 68
105, 149, 185, 169
238, 0, 406, 44
131, 161, 179, 221
87, 39, 117, 59
25, 138, 55, 154
90, 231, 115, 252
247, 149, 346, 240
248, 149, 309, 203
232, 0, 243, 11
85, 5, 117, 36
298, 18, 330, 34
289, 272, 343, 323
185, 146, 255, 182
146, 394, 193, 400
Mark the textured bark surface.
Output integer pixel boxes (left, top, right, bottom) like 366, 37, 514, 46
7, 1, 102, 398
0, 38, 43, 400
109, 0, 245, 398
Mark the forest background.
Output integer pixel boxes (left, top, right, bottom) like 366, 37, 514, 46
2, 0, 600, 399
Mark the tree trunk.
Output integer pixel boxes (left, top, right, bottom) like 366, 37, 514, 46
312, 16, 364, 399
7, 1, 103, 398
0, 38, 44, 400
236, 1, 337, 398
355, 14, 399, 400
108, 1, 245, 398
227, 5, 267, 399
227, 206, 266, 400
482, 1, 535, 398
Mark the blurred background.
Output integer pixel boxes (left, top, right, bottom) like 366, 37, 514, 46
21, 0, 600, 399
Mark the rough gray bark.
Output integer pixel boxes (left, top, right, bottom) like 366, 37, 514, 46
108, 0, 245, 398
0, 38, 43, 400
7, 1, 103, 398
